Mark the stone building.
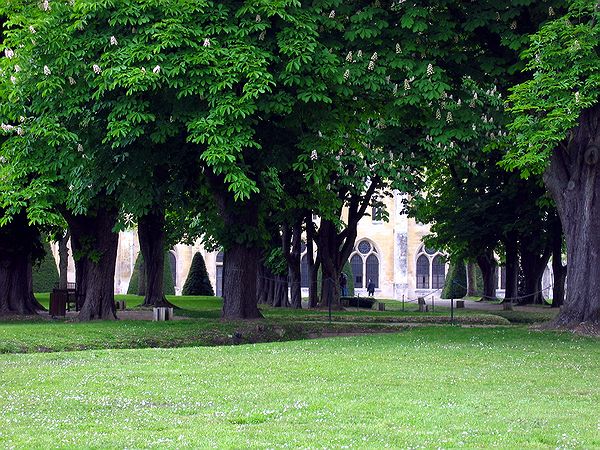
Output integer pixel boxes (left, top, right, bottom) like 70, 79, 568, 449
52, 191, 516, 300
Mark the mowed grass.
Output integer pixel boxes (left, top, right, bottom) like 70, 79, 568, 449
0, 327, 598, 448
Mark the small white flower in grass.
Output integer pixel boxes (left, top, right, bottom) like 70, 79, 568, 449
68, 76, 76, 85
14, 65, 21, 73
426, 63, 434, 76
329, 10, 335, 19
343, 69, 350, 81
5, 48, 14, 59
203, 38, 211, 47
368, 60, 375, 70
41, 0, 50, 11
255, 14, 261, 23
43, 65, 51, 75
310, 149, 318, 160
346, 51, 353, 62
153, 65, 161, 74
29, 26, 36, 34
110, 36, 118, 46
93, 64, 101, 74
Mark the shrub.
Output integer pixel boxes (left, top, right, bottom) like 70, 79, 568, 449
182, 252, 214, 296
32, 242, 59, 293
127, 252, 174, 295
441, 260, 467, 299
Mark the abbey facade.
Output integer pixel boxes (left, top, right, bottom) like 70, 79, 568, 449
52, 192, 511, 301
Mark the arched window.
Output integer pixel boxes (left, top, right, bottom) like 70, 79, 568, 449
415, 245, 447, 290
366, 254, 379, 288
300, 254, 309, 288
216, 251, 224, 297
351, 254, 363, 288
169, 251, 177, 286
416, 255, 430, 289
349, 239, 380, 290
432, 256, 446, 289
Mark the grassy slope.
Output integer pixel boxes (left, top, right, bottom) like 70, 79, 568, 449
0, 327, 598, 448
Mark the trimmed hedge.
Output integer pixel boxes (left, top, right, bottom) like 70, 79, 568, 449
441, 260, 467, 299
182, 252, 214, 296
32, 242, 59, 293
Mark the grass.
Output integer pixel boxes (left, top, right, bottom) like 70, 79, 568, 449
0, 327, 598, 448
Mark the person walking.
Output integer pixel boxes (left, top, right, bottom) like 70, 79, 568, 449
339, 272, 348, 297
367, 279, 375, 297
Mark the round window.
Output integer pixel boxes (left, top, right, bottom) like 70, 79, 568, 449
357, 240, 372, 254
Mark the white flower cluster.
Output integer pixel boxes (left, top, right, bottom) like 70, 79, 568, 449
343, 69, 350, 81
259, 31, 266, 41
329, 10, 335, 19
153, 65, 160, 74
346, 51, 353, 62
93, 64, 101, 74
510, 21, 517, 30
43, 65, 51, 75
110, 36, 118, 46
548, 7, 555, 17
41, 0, 50, 11
368, 60, 375, 70
77, 144, 84, 152
426, 63, 434, 76
436, 109, 441, 120
29, 26, 37, 34
203, 38, 211, 47
575, 91, 580, 103
1, 123, 15, 132
255, 14, 261, 23
446, 112, 453, 124
68, 76, 76, 85
4, 48, 14, 59
310, 149, 318, 160
404, 78, 411, 90
395, 43, 401, 54
14, 65, 21, 73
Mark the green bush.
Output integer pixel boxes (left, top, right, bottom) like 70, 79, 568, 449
182, 252, 214, 296
441, 260, 467, 299
163, 252, 176, 295
32, 242, 59, 293
317, 262, 354, 297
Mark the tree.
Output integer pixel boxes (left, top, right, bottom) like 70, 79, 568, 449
441, 260, 467, 299
506, 0, 599, 327
32, 241, 59, 293
127, 253, 145, 296
182, 252, 214, 296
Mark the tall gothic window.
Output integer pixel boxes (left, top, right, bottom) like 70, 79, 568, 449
169, 251, 177, 286
349, 239, 380, 290
300, 254, 309, 288
415, 245, 447, 290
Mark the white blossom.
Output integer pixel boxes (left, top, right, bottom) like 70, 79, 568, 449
29, 26, 36, 34
393, 83, 398, 94
329, 10, 335, 19
457, 99, 462, 106
153, 65, 161, 74
426, 63, 434, 76
10, 76, 16, 84
110, 36, 118, 46
42, 0, 50, 11
310, 149, 318, 160
77, 144, 84, 152
548, 7, 555, 17
395, 43, 401, 54
370, 52, 378, 61
436, 109, 441, 120
510, 21, 517, 30
403, 78, 411, 90
4, 48, 14, 59
343, 69, 350, 80
368, 60, 375, 70
43, 65, 51, 75
255, 14, 261, 23
16, 127, 24, 136
14, 65, 21, 73
203, 38, 211, 47
93, 64, 101, 74
446, 112, 453, 124
68, 76, 76, 85
140, 67, 146, 73
346, 51, 353, 62
575, 91, 580, 103
1, 123, 15, 132
356, 50, 363, 59
259, 31, 266, 41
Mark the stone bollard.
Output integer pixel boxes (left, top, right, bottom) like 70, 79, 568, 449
153, 307, 174, 321
455, 300, 465, 309
115, 300, 126, 310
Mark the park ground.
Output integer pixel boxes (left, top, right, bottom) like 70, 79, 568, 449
0, 296, 598, 448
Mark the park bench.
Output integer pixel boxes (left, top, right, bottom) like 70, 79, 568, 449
50, 282, 82, 316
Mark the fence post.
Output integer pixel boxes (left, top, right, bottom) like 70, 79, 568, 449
450, 298, 454, 325
402, 294, 405, 312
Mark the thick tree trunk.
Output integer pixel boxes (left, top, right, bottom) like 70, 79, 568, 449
222, 244, 263, 319
476, 250, 497, 300
272, 274, 289, 308
0, 212, 44, 316
67, 208, 119, 321
58, 231, 70, 290
544, 106, 600, 326
256, 263, 267, 304
287, 222, 302, 309
466, 262, 478, 296
503, 235, 519, 303
138, 259, 146, 296
317, 220, 343, 309
519, 241, 551, 305
138, 209, 174, 307
550, 218, 566, 308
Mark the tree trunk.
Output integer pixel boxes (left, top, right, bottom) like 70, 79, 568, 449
306, 215, 319, 308
222, 244, 263, 319
66, 207, 119, 321
519, 241, 551, 305
317, 220, 343, 309
287, 222, 302, 309
503, 234, 519, 302
476, 249, 497, 300
272, 274, 289, 308
544, 106, 600, 326
138, 209, 174, 307
58, 231, 70, 290
0, 211, 44, 316
550, 217, 566, 308
466, 262, 478, 296
138, 259, 146, 296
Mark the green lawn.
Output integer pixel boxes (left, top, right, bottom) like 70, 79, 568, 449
0, 327, 598, 448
